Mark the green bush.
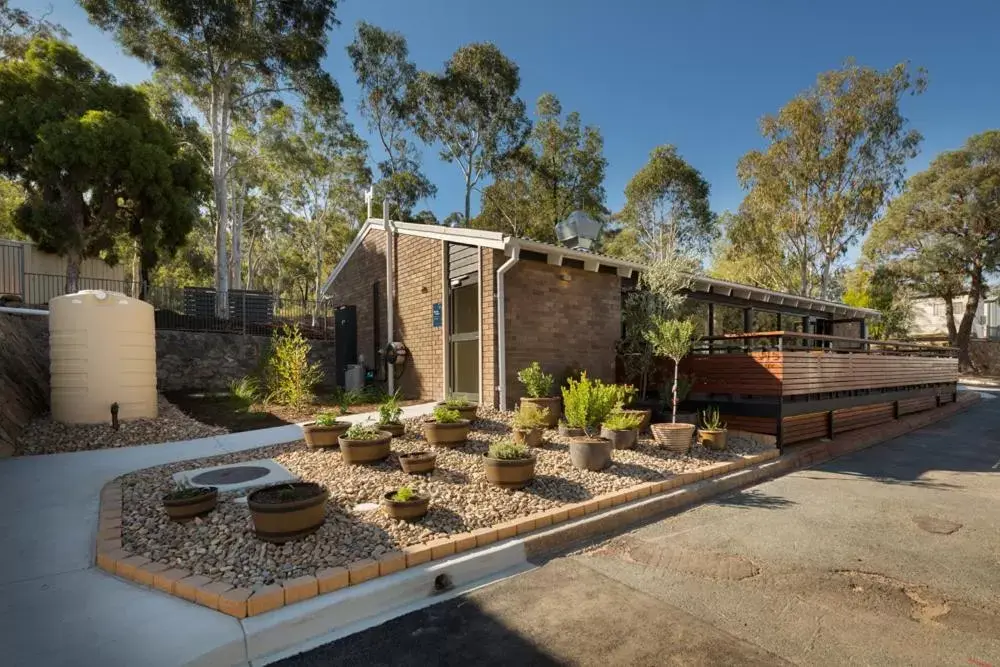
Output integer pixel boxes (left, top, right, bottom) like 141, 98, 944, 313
230, 376, 260, 404
561, 372, 622, 434
262, 324, 323, 407
441, 395, 472, 408
512, 402, 549, 429
433, 406, 462, 423
487, 440, 530, 460
603, 411, 643, 431
314, 413, 342, 427
517, 362, 554, 398
344, 423, 383, 440
377, 392, 403, 425
391, 486, 415, 502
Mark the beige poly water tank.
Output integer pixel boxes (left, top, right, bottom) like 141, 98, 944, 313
49, 290, 157, 424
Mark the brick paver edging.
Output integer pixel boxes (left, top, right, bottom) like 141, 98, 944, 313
94, 393, 979, 619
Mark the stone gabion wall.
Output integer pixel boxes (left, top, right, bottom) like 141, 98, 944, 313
0, 312, 50, 455
155, 329, 338, 392
969, 340, 1000, 375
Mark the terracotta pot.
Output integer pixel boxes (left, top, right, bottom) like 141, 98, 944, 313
422, 419, 471, 448
558, 423, 586, 438
302, 421, 350, 447
569, 437, 613, 471
519, 397, 561, 427
379, 422, 406, 438
699, 428, 728, 451
399, 451, 436, 474
248, 482, 328, 543
483, 453, 536, 489
162, 487, 218, 522
651, 423, 696, 453
382, 491, 430, 521
622, 408, 653, 433
437, 402, 477, 421
338, 432, 392, 464
512, 426, 543, 448
600, 427, 638, 450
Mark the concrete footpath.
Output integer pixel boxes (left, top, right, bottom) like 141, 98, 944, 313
0, 403, 434, 667
279, 390, 1000, 667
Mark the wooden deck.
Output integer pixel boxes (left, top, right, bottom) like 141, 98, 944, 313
679, 332, 959, 446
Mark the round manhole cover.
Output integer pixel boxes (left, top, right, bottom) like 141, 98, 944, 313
191, 465, 272, 486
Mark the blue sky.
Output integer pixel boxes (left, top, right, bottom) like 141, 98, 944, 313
23, 0, 1000, 229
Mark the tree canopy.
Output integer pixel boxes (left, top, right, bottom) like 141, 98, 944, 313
0, 37, 207, 292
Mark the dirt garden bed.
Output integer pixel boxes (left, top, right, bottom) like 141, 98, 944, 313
14, 395, 226, 456
117, 408, 772, 588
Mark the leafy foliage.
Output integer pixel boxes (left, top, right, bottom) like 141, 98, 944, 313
645, 318, 697, 423
512, 403, 549, 429
262, 324, 323, 407
314, 413, 342, 427
700, 406, 726, 431
344, 422, 384, 440
432, 407, 462, 424
517, 362, 554, 398
390, 486, 416, 502
377, 392, 403, 425
230, 376, 260, 404
602, 411, 642, 431
487, 440, 531, 460
561, 372, 622, 434
441, 395, 472, 408
841, 265, 912, 340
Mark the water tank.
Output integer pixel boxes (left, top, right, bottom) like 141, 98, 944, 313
49, 290, 157, 424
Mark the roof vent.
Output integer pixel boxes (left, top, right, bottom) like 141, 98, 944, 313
555, 211, 602, 251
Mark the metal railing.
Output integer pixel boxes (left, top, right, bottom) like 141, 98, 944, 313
692, 331, 958, 358
8, 272, 335, 339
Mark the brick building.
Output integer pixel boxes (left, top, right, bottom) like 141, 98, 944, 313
323, 218, 883, 412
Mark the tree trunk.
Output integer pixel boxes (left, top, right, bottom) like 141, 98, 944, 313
955, 271, 984, 372
819, 255, 832, 301
65, 248, 81, 294
230, 178, 246, 290
312, 242, 322, 327
131, 238, 141, 298
671, 360, 679, 424
211, 82, 231, 318
944, 295, 957, 346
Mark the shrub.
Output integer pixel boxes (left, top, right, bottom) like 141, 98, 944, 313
603, 411, 643, 431
561, 372, 622, 434
517, 362, 553, 398
512, 403, 549, 429
230, 376, 260, 404
615, 384, 637, 407
441, 395, 471, 408
488, 440, 530, 460
314, 413, 342, 427
701, 406, 726, 430
391, 486, 415, 502
377, 392, 403, 425
344, 423, 384, 440
644, 317, 697, 423
433, 406, 462, 423
262, 324, 323, 407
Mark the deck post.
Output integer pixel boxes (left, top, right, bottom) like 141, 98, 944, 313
743, 308, 753, 352
707, 303, 715, 355
826, 410, 835, 440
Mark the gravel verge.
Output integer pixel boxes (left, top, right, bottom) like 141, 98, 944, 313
118, 408, 772, 588
15, 395, 226, 456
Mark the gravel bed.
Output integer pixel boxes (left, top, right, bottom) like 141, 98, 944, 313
15, 395, 227, 456
118, 408, 772, 588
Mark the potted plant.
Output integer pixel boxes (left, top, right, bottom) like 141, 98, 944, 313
483, 440, 536, 489
302, 412, 350, 448
516, 362, 560, 427
511, 402, 548, 448
615, 384, 651, 433
663, 375, 697, 425
399, 451, 437, 474
562, 372, 621, 471
338, 422, 392, 464
436, 395, 477, 421
422, 406, 471, 448
382, 485, 430, 521
645, 318, 698, 453
162, 482, 218, 522
600, 410, 643, 450
698, 406, 728, 450
376, 392, 405, 437
247, 482, 328, 543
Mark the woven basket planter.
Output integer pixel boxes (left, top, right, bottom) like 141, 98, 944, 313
651, 423, 696, 453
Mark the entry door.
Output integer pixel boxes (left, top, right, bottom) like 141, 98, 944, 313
448, 282, 479, 401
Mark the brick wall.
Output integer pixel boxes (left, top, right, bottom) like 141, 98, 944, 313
481, 249, 497, 408
326, 230, 386, 369
395, 235, 444, 400
503, 260, 622, 409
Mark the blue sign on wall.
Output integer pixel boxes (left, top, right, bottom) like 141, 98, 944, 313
432, 302, 442, 328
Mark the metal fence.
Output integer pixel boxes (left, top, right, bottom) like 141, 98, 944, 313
6, 272, 335, 339
989, 326, 1000, 341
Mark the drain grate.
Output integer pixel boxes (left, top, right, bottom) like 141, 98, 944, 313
191, 465, 272, 486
